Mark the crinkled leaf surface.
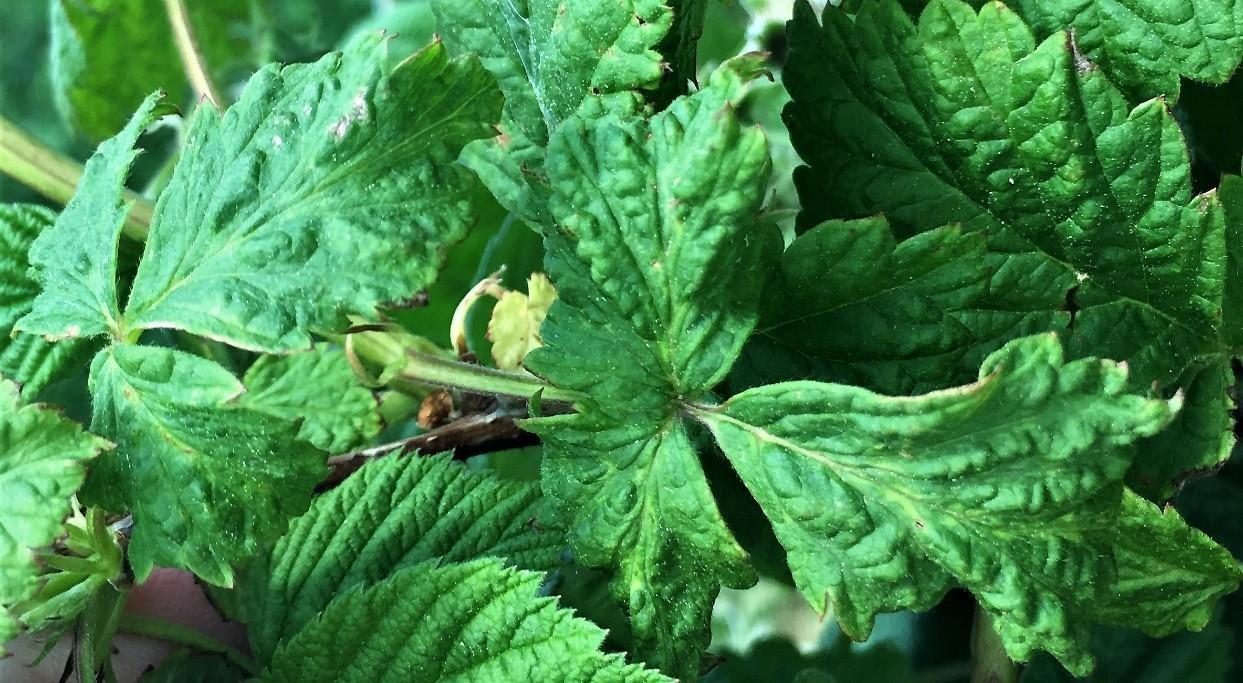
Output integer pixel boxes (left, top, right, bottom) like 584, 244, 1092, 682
0, 379, 109, 651
735, 216, 1063, 396
15, 94, 163, 342
784, 0, 1231, 495
260, 559, 670, 682
1128, 359, 1236, 501
522, 58, 777, 677
241, 454, 563, 662
50, 0, 263, 141
1011, 0, 1243, 102
699, 334, 1241, 675
240, 344, 379, 453
432, 0, 671, 223
121, 39, 501, 352
86, 344, 324, 586
0, 205, 90, 398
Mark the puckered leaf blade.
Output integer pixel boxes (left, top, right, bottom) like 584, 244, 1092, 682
240, 454, 564, 662
522, 58, 777, 676
240, 345, 379, 453
259, 559, 671, 683
0, 204, 90, 398
0, 379, 109, 652
1011, 0, 1243, 102
121, 39, 501, 352
432, 0, 672, 223
784, 0, 1226, 389
15, 94, 163, 342
783, 0, 1232, 499
1092, 490, 1241, 636
699, 334, 1241, 675
526, 412, 753, 676
86, 345, 324, 586
735, 217, 1067, 396
1127, 360, 1236, 501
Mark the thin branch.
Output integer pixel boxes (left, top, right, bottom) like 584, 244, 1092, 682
162, 0, 224, 109
0, 115, 153, 239
322, 410, 539, 488
117, 613, 258, 676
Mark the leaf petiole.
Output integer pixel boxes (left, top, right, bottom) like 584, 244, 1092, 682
161, 0, 224, 109
0, 113, 153, 239
116, 613, 258, 676
343, 327, 586, 405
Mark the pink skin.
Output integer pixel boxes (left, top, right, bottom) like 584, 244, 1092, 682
1, 570, 249, 683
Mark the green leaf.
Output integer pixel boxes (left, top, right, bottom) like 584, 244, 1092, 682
14, 94, 164, 342
266, 0, 374, 60
652, 0, 710, 105
259, 559, 670, 682
697, 334, 1241, 675
522, 57, 777, 676
0, 204, 91, 398
1128, 359, 1236, 501
1010, 0, 1243, 102
0, 2, 82, 205
0, 379, 109, 652
783, 0, 1232, 496
1221, 174, 1243, 349
50, 0, 266, 141
527, 413, 753, 677
86, 344, 324, 586
17, 505, 124, 639
432, 0, 672, 223
1022, 613, 1233, 683
120, 38, 501, 352
240, 453, 564, 662
338, 0, 439, 65
736, 217, 1064, 395
138, 652, 244, 683
240, 344, 379, 453
1097, 490, 1242, 635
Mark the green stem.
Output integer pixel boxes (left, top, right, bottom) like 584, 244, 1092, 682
970, 607, 1018, 683
0, 113, 153, 239
117, 613, 259, 676
345, 328, 586, 404
162, 0, 224, 109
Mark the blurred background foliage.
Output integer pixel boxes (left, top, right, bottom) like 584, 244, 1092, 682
2, 1, 1241, 681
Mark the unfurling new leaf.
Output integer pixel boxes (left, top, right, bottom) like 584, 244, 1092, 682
0, 379, 110, 652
